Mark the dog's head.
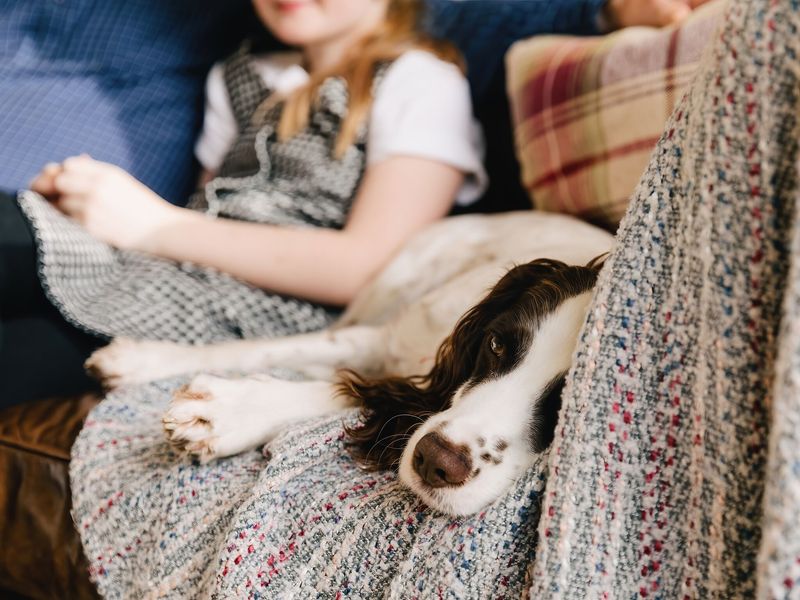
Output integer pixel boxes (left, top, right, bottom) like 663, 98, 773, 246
342, 257, 604, 515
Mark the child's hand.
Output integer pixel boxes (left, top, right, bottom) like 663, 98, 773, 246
30, 155, 183, 253
605, 0, 711, 29
30, 162, 63, 201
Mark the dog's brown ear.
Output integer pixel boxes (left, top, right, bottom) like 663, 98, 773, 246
586, 252, 609, 272
340, 372, 438, 472
340, 296, 494, 472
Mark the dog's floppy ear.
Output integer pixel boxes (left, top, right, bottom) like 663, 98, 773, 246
586, 252, 609, 272
340, 298, 493, 472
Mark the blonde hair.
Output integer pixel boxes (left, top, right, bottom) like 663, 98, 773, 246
264, 0, 464, 158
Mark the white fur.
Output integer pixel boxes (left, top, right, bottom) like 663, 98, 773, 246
164, 374, 340, 463
87, 211, 614, 514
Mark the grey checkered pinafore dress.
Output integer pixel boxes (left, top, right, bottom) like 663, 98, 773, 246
17, 50, 374, 344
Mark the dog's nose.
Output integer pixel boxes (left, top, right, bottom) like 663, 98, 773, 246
412, 432, 472, 487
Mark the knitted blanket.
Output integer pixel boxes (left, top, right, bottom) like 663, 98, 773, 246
71, 379, 547, 598
529, 0, 800, 596
72, 0, 800, 596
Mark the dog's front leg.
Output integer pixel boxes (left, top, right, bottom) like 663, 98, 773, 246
87, 325, 385, 388
162, 374, 349, 462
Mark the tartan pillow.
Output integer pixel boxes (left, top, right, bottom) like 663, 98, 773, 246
506, 0, 725, 229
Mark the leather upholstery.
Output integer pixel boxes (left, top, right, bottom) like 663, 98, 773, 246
0, 394, 100, 599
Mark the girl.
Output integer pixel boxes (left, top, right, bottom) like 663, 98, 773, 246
0, 0, 703, 407
1, 0, 485, 406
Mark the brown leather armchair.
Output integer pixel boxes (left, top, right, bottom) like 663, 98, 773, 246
0, 395, 100, 599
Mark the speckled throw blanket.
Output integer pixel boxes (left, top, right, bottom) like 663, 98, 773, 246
71, 0, 800, 597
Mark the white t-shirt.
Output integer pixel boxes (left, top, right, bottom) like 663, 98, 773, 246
195, 49, 487, 205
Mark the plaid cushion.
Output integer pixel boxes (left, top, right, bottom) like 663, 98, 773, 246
506, 0, 725, 229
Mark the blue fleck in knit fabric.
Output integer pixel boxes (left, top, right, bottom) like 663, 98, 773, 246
71, 0, 800, 597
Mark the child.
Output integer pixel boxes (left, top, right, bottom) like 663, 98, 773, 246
0, 0, 708, 408
1, 0, 487, 406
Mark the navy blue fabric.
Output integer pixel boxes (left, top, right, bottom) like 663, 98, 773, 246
425, 0, 606, 213
0, 0, 258, 204
0, 192, 105, 407
426, 0, 605, 105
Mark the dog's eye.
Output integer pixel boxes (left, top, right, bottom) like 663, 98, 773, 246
489, 335, 504, 357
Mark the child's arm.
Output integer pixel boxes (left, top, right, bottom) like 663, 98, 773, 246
160, 156, 462, 305
30, 154, 463, 306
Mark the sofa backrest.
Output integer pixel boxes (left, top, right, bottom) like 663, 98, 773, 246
0, 0, 255, 203
425, 0, 605, 214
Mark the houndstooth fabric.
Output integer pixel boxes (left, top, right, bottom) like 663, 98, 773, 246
191, 44, 370, 228
17, 49, 371, 344
71, 0, 800, 597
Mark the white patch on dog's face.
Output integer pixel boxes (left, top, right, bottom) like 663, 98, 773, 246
397, 292, 592, 516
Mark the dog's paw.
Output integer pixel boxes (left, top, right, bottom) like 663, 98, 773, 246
85, 338, 193, 388
162, 373, 281, 462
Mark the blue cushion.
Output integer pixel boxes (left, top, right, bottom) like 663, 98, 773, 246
0, 0, 256, 204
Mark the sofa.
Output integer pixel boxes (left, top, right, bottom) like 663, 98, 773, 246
0, 1, 721, 597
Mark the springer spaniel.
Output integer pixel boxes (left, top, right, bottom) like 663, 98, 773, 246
87, 211, 613, 515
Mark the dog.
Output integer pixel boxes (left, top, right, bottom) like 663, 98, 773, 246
87, 211, 613, 515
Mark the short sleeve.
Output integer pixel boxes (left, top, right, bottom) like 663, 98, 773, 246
367, 50, 487, 206
194, 62, 238, 173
